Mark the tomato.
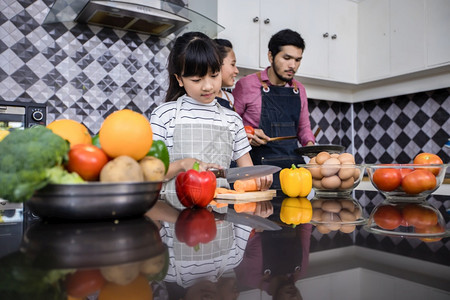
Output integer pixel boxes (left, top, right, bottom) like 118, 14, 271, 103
244, 125, 255, 136
415, 224, 445, 242
67, 144, 109, 181
402, 204, 438, 228
413, 153, 443, 176
372, 205, 403, 230
401, 169, 436, 194
372, 168, 402, 191
399, 168, 413, 179
66, 269, 105, 298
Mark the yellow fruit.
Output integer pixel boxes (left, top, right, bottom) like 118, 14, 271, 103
99, 275, 153, 300
0, 129, 9, 142
47, 119, 91, 147
99, 109, 153, 161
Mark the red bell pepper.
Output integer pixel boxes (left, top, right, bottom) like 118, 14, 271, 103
175, 161, 216, 208
175, 208, 217, 250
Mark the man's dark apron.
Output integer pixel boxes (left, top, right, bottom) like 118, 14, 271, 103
250, 72, 305, 189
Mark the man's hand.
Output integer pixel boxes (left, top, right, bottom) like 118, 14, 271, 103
249, 128, 270, 147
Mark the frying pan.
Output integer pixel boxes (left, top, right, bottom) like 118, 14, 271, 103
28, 181, 163, 220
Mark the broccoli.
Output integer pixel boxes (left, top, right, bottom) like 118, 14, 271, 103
0, 125, 84, 203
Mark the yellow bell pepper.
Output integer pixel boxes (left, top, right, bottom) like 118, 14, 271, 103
280, 197, 313, 227
279, 164, 312, 197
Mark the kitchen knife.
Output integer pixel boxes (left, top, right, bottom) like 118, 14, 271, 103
213, 209, 282, 231
209, 165, 281, 183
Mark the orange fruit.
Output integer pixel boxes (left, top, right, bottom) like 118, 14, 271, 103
98, 275, 153, 300
99, 109, 153, 161
47, 119, 91, 147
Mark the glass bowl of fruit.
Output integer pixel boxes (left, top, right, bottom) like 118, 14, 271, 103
364, 200, 448, 242
366, 163, 447, 201
300, 152, 365, 197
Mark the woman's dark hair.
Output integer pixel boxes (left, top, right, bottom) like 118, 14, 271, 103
268, 29, 305, 59
165, 32, 222, 102
213, 38, 233, 60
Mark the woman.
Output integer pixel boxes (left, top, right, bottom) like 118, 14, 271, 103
214, 38, 239, 110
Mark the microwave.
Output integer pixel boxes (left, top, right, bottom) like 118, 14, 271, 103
0, 100, 47, 130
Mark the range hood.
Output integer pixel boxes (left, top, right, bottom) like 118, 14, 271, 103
44, 0, 223, 37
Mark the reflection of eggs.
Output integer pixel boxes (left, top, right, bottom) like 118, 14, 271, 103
321, 200, 341, 213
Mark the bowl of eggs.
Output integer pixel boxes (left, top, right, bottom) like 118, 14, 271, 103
311, 196, 366, 234
300, 152, 365, 197
364, 200, 448, 242
366, 163, 447, 201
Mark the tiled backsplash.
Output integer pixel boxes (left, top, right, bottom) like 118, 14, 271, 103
1, 1, 449, 264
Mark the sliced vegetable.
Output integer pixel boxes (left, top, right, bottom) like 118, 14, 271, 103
234, 202, 257, 213
233, 178, 258, 193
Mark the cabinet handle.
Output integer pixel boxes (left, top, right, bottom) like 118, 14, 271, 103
253, 17, 259, 23
323, 32, 329, 38
264, 18, 270, 24
331, 34, 337, 39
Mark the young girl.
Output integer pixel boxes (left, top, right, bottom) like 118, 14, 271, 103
150, 31, 271, 206
214, 38, 239, 110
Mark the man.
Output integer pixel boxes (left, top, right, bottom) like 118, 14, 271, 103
233, 29, 315, 189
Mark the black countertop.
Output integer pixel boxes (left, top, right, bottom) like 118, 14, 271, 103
0, 190, 449, 299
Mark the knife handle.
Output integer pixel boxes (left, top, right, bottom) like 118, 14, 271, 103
209, 168, 226, 178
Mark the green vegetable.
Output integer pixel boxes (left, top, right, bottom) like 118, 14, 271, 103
91, 133, 101, 148
46, 165, 85, 184
147, 140, 170, 174
0, 125, 76, 202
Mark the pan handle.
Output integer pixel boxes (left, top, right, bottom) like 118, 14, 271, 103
268, 136, 297, 142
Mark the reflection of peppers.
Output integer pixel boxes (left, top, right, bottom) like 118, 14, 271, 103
280, 197, 313, 227
175, 162, 216, 208
279, 164, 312, 197
147, 140, 170, 174
175, 208, 217, 250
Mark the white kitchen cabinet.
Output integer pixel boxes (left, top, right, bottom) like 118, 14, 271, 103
390, 0, 426, 75
217, 0, 299, 70
426, 0, 450, 67
297, 0, 357, 83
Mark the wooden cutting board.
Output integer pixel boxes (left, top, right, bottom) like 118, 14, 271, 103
214, 189, 277, 203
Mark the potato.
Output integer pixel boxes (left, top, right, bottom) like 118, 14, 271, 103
100, 155, 144, 182
140, 156, 165, 181
100, 262, 141, 285
140, 252, 166, 275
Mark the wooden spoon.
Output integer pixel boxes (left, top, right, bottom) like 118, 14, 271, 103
268, 136, 297, 142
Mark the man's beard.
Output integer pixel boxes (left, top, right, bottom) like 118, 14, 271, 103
272, 62, 294, 83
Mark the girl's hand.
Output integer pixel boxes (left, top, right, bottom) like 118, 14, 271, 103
180, 158, 222, 172
255, 174, 273, 191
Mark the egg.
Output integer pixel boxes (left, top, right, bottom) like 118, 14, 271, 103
338, 153, 355, 164
321, 212, 341, 230
321, 199, 342, 213
339, 209, 357, 222
353, 207, 362, 219
321, 157, 341, 177
340, 177, 355, 189
308, 162, 323, 179
311, 198, 323, 208
315, 151, 331, 164
312, 178, 323, 189
339, 199, 355, 212
312, 208, 323, 222
330, 153, 340, 158
340, 224, 356, 233
353, 168, 361, 181
321, 175, 341, 189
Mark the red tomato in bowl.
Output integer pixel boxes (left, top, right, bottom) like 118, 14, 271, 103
372, 205, 403, 230
402, 204, 438, 228
401, 169, 436, 194
413, 153, 443, 176
372, 168, 402, 191
416, 224, 445, 242
67, 144, 109, 181
244, 125, 255, 135
399, 168, 413, 179
65, 269, 105, 298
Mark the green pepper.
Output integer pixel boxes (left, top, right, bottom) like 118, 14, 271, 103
147, 140, 170, 174
91, 134, 101, 148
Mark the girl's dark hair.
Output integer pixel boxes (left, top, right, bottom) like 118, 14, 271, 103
268, 29, 305, 59
165, 32, 222, 102
213, 38, 233, 60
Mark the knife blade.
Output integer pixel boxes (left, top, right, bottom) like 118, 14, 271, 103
209, 165, 281, 183
213, 209, 282, 231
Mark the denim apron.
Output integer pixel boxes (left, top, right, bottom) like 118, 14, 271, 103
250, 72, 305, 189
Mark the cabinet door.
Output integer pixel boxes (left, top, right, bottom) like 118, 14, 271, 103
217, 0, 260, 69
357, 0, 390, 81
259, 0, 303, 68
426, 0, 450, 66
328, 0, 357, 82
295, 0, 329, 78
390, 0, 426, 75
